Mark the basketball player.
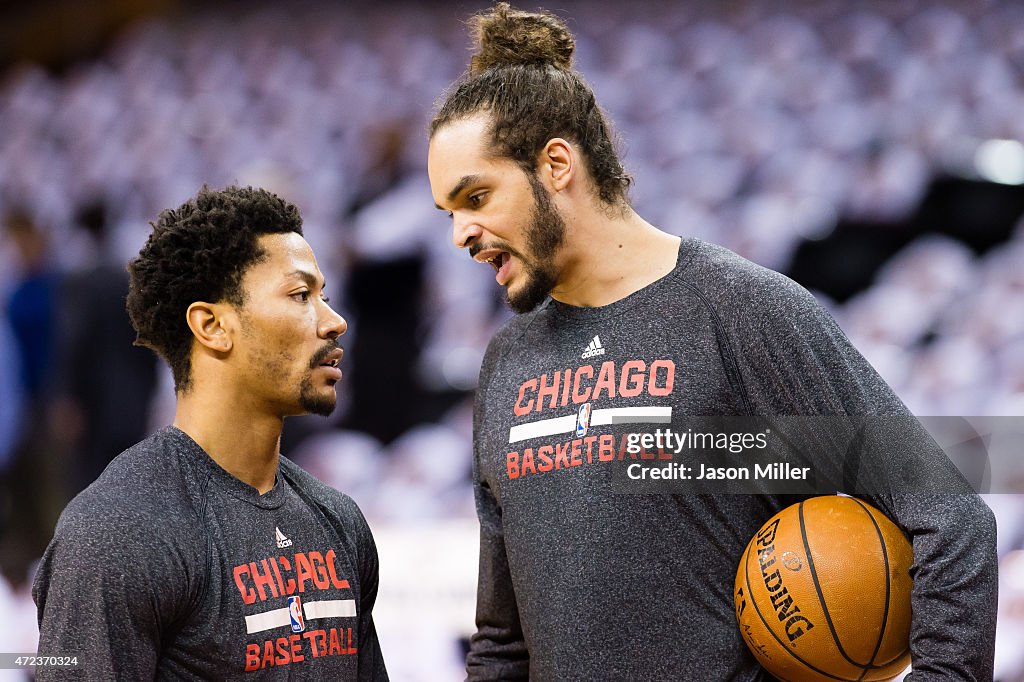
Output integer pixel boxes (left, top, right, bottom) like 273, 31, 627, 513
427, 4, 996, 680
33, 187, 388, 680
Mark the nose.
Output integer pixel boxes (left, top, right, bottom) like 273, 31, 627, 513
319, 301, 347, 340
452, 212, 482, 249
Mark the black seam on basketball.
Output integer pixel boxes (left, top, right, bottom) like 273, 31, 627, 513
800, 499, 873, 670
875, 646, 910, 668
849, 497, 893, 669
743, 507, 861, 682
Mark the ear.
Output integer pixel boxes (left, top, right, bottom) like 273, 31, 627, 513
185, 301, 234, 353
537, 138, 575, 192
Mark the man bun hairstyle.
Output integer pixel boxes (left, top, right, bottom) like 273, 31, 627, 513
432, 2, 631, 207
469, 3, 574, 74
126, 185, 303, 393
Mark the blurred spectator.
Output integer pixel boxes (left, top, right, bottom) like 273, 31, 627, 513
51, 199, 158, 495
0, 319, 22, 475
0, 208, 59, 585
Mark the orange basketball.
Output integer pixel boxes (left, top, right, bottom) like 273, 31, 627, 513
734, 496, 913, 682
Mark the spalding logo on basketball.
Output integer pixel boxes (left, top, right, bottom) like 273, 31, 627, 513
734, 496, 913, 682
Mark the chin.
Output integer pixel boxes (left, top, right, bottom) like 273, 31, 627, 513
300, 399, 336, 418
298, 385, 338, 417
506, 281, 550, 313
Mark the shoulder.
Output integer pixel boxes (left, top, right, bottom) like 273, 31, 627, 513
279, 457, 373, 537
486, 307, 547, 353
54, 428, 205, 554
38, 435, 206, 620
478, 306, 550, 380
683, 239, 819, 310
679, 238, 830, 331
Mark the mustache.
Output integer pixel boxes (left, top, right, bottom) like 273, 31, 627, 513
309, 340, 342, 369
469, 241, 521, 260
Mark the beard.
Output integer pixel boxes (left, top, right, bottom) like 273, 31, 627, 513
298, 341, 341, 417
505, 173, 567, 314
298, 374, 336, 416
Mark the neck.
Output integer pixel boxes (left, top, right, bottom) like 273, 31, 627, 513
173, 381, 283, 494
550, 206, 681, 308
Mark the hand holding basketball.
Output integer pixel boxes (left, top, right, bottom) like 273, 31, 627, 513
735, 496, 913, 681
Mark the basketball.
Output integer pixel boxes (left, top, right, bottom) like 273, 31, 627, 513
734, 496, 913, 681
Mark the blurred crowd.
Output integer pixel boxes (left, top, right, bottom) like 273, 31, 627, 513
2, 0, 1024, 679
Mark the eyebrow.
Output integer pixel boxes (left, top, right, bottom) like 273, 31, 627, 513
285, 269, 325, 289
435, 174, 482, 210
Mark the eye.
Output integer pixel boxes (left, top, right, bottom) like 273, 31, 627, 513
291, 291, 311, 303
321, 294, 331, 304
468, 192, 486, 208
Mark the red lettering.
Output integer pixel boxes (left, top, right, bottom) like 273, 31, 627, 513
303, 629, 327, 657
569, 440, 585, 466
619, 360, 646, 397
252, 559, 279, 600
245, 644, 261, 671
569, 438, 585, 464
278, 556, 296, 595
537, 445, 554, 472
262, 640, 275, 668
308, 552, 330, 590
270, 556, 286, 597
275, 636, 291, 665
328, 627, 343, 656
290, 634, 304, 662
592, 361, 617, 400
347, 627, 358, 654
555, 442, 571, 469
537, 372, 560, 411
507, 451, 520, 479
572, 366, 594, 404
514, 379, 537, 416
649, 360, 675, 396
521, 449, 536, 476
233, 564, 256, 605
583, 436, 597, 463
295, 553, 315, 593
325, 550, 350, 590
598, 434, 616, 462
617, 434, 632, 459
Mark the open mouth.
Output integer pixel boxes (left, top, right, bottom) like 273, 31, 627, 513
315, 347, 343, 370
484, 252, 510, 273
471, 246, 516, 285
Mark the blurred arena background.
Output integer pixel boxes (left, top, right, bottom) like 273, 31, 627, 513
2, 0, 1024, 679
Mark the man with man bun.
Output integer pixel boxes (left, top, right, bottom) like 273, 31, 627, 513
428, 4, 997, 680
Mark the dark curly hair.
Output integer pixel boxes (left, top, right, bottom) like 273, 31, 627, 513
126, 185, 303, 392
430, 2, 632, 207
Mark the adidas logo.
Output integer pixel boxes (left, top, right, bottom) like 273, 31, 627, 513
275, 527, 293, 549
581, 335, 606, 359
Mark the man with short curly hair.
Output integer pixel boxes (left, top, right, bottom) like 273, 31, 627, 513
33, 186, 389, 680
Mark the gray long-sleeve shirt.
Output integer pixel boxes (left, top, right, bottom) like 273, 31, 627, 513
33, 426, 389, 680
467, 237, 997, 681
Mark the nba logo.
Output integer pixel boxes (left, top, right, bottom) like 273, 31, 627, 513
576, 402, 592, 437
288, 596, 305, 632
